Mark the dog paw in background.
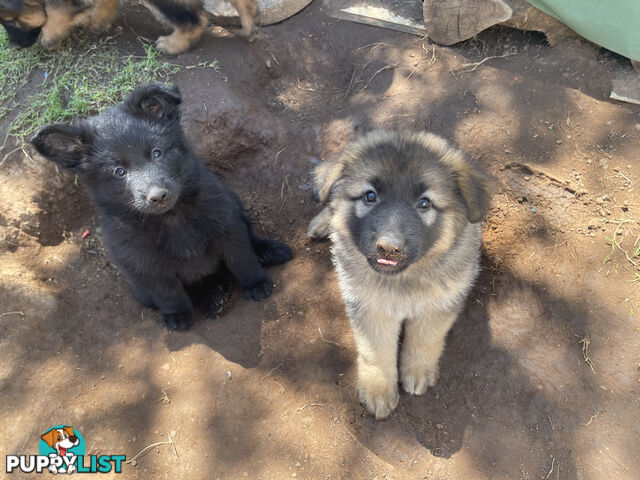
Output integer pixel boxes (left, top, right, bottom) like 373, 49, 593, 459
0, 0, 258, 53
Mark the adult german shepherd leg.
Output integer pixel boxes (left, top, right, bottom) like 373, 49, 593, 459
349, 302, 403, 419
40, 6, 77, 48
400, 308, 459, 395
89, 0, 118, 33
228, 0, 258, 39
143, 0, 207, 54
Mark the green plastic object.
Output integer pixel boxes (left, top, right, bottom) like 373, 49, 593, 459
526, 0, 640, 60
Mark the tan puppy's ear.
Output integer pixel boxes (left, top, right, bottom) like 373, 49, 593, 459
41, 429, 59, 448
63, 426, 75, 437
455, 163, 493, 223
313, 158, 344, 204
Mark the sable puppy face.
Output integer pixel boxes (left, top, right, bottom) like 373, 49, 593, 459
315, 131, 491, 275
32, 84, 193, 216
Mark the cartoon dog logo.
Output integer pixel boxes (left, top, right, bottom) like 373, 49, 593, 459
40, 426, 79, 474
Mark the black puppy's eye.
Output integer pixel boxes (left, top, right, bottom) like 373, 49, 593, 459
417, 197, 432, 209
152, 149, 162, 158
114, 167, 126, 177
363, 191, 377, 203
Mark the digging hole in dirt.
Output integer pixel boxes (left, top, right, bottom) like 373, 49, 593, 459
31, 187, 93, 247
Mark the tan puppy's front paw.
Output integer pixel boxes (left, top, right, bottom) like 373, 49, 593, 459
400, 362, 438, 395
356, 373, 399, 419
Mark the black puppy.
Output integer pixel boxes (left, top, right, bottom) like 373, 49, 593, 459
31, 83, 293, 330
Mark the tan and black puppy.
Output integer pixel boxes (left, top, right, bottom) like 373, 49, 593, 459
0, 0, 257, 53
308, 131, 492, 419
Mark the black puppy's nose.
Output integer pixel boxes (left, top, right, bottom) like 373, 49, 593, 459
69, 436, 78, 443
146, 187, 168, 204
376, 235, 404, 255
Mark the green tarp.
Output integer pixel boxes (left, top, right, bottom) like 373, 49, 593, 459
527, 0, 640, 61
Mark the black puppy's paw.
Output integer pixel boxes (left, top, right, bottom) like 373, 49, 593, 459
243, 277, 273, 301
161, 311, 194, 331
255, 239, 294, 266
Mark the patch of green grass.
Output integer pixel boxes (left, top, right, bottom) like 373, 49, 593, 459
0, 30, 218, 149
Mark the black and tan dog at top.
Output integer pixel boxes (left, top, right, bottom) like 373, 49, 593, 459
31, 83, 293, 331
0, 0, 257, 53
308, 131, 492, 419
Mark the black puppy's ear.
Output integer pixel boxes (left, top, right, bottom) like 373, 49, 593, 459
455, 163, 493, 223
0, 0, 24, 12
313, 158, 344, 204
31, 125, 93, 171
125, 83, 182, 122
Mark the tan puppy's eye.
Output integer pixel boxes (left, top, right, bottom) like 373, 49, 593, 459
363, 191, 377, 203
417, 197, 431, 209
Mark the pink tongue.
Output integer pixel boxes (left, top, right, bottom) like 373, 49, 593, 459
377, 258, 398, 266
59, 447, 67, 456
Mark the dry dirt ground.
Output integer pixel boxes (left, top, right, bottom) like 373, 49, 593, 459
1, 1, 640, 479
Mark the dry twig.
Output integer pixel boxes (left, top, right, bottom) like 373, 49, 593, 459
454, 52, 516, 73
361, 64, 397, 91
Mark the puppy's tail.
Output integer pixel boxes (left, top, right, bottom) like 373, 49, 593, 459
307, 207, 332, 239
252, 236, 294, 267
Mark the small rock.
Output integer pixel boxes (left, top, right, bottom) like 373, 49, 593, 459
309, 156, 319, 165
298, 183, 313, 191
